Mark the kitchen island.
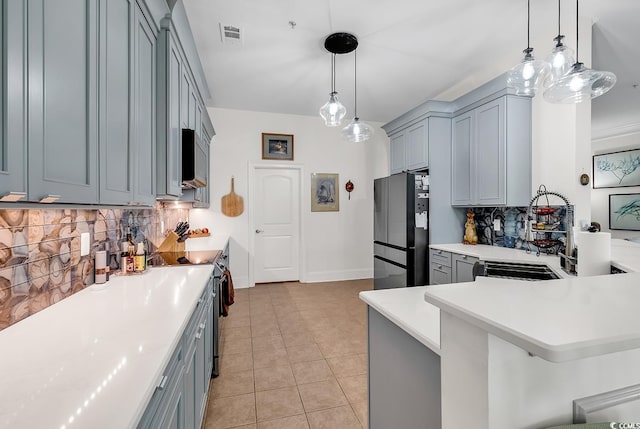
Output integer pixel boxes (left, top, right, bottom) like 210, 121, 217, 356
0, 265, 214, 429
361, 240, 640, 428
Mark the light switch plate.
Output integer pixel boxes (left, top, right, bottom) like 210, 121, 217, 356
493, 219, 501, 231
80, 232, 90, 256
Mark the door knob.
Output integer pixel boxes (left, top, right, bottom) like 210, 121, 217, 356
255, 229, 264, 233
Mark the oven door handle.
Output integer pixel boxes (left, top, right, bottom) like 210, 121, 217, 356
472, 262, 486, 281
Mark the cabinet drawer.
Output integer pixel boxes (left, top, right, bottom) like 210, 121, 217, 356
430, 249, 451, 267
430, 264, 452, 285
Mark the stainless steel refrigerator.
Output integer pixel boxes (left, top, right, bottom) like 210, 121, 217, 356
374, 172, 429, 289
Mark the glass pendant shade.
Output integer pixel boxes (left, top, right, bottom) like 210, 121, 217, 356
342, 117, 374, 143
543, 62, 617, 103
319, 91, 346, 127
507, 49, 549, 96
544, 42, 575, 87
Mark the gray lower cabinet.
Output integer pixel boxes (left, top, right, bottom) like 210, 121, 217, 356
429, 249, 479, 284
0, 0, 27, 201
138, 276, 213, 429
368, 307, 441, 429
27, 0, 99, 203
451, 95, 531, 207
132, 3, 156, 206
451, 253, 479, 283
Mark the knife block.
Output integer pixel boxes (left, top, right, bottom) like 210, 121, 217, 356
158, 231, 185, 253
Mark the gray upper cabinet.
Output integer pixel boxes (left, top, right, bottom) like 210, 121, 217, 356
451, 111, 474, 206
27, 0, 99, 203
389, 132, 406, 174
405, 120, 428, 171
98, 0, 134, 205
133, 3, 157, 206
451, 95, 531, 207
0, 0, 27, 201
388, 119, 428, 174
156, 25, 183, 198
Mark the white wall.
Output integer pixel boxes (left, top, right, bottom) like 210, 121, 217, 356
530, 17, 593, 226
189, 108, 389, 288
591, 132, 640, 239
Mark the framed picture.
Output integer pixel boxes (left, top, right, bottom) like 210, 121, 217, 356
262, 133, 294, 161
609, 193, 640, 230
593, 148, 640, 188
311, 173, 339, 212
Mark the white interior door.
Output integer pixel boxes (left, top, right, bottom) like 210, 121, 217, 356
253, 167, 300, 283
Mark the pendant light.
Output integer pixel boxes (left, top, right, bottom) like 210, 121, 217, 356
544, 0, 616, 103
319, 33, 358, 127
342, 49, 374, 143
543, 0, 575, 88
319, 53, 346, 127
507, 0, 549, 96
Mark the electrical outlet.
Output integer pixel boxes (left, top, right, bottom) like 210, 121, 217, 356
80, 232, 90, 256
493, 219, 501, 232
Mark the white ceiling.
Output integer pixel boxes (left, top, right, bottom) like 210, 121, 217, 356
183, 0, 640, 136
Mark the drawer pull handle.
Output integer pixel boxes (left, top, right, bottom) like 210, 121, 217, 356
199, 323, 206, 330
195, 328, 203, 340
158, 375, 168, 390
462, 255, 468, 259
438, 265, 443, 269
437, 250, 442, 254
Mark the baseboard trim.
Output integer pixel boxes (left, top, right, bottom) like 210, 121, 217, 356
303, 269, 373, 284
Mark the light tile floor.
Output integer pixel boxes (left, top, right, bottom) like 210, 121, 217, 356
203, 279, 372, 429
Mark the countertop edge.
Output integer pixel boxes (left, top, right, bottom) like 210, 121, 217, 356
359, 290, 440, 355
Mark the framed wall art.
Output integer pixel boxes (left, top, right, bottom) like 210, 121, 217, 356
609, 193, 640, 231
311, 173, 339, 212
262, 133, 294, 161
593, 148, 640, 188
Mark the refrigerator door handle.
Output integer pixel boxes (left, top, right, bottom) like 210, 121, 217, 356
374, 241, 412, 252
373, 255, 407, 269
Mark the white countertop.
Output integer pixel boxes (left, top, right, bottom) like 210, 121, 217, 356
359, 287, 440, 355
185, 234, 230, 252
424, 273, 640, 362
0, 265, 213, 429
430, 238, 640, 275
429, 243, 571, 277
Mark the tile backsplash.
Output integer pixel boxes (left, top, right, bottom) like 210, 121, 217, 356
0, 207, 188, 330
466, 205, 571, 253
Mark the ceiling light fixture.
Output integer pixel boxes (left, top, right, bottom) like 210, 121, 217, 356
544, 0, 616, 103
319, 33, 357, 127
543, 0, 575, 88
342, 48, 374, 143
507, 0, 549, 96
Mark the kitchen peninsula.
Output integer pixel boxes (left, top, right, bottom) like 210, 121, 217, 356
361, 240, 640, 428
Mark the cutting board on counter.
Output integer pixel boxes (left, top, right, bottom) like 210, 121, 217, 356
221, 177, 244, 217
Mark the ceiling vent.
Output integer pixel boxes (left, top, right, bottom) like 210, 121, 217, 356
219, 24, 242, 45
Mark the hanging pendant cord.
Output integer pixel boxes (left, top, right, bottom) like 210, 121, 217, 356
526, 0, 531, 49
353, 50, 358, 117
331, 53, 336, 93
557, 0, 561, 36
575, 0, 580, 61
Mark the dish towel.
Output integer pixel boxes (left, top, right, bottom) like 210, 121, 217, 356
221, 268, 235, 317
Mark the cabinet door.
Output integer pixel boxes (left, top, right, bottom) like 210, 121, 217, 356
389, 132, 406, 174
430, 263, 452, 285
0, 0, 27, 199
475, 98, 505, 206
156, 31, 183, 198
452, 253, 479, 283
195, 316, 207, 424
180, 69, 190, 129
98, 0, 134, 204
451, 111, 474, 206
151, 371, 185, 429
133, 4, 156, 205
27, 0, 99, 203
405, 120, 428, 171
183, 342, 196, 429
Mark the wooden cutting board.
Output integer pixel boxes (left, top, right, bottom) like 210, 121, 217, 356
221, 177, 244, 217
